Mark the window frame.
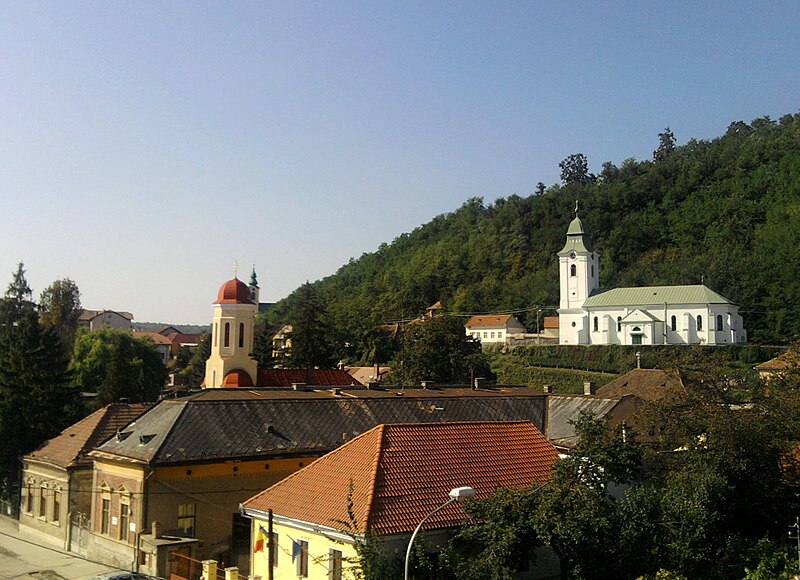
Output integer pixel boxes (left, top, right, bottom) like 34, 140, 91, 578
697, 315, 703, 331
328, 547, 343, 580
296, 539, 309, 577
177, 502, 196, 537
38, 483, 47, 519
52, 487, 61, 524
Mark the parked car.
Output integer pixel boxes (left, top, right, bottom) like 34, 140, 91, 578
91, 572, 151, 580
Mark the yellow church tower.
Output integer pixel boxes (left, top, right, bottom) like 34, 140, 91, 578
204, 277, 258, 388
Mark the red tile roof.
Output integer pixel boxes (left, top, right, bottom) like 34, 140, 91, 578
133, 331, 173, 345
214, 278, 254, 305
543, 316, 559, 329
26, 403, 151, 468
223, 369, 255, 387
255, 368, 362, 387
465, 314, 514, 327
243, 421, 558, 536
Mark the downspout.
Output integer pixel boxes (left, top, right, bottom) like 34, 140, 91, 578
135, 465, 155, 573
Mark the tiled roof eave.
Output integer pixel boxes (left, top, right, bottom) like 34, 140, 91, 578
240, 509, 361, 544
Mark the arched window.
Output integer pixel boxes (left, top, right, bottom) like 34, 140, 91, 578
213, 323, 218, 347
697, 315, 703, 331
716, 314, 723, 331
238, 323, 245, 348
671, 315, 676, 332
591, 264, 595, 277
224, 322, 230, 347
570, 264, 576, 277
593, 316, 598, 332
617, 317, 622, 332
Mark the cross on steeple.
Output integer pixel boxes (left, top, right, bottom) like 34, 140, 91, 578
233, 260, 239, 279
575, 199, 579, 216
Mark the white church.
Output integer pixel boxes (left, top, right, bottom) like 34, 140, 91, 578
557, 212, 746, 346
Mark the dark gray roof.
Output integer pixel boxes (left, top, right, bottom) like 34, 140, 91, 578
92, 391, 547, 466
545, 395, 623, 448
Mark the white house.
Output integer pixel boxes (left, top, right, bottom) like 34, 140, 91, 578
557, 213, 746, 346
465, 314, 527, 345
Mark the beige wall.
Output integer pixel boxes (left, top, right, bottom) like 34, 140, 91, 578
19, 460, 70, 549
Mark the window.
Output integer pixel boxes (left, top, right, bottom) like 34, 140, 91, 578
483, 332, 487, 338
593, 316, 598, 332
238, 323, 245, 348
213, 323, 218, 347
295, 540, 309, 577
697, 315, 703, 331
617, 317, 622, 332
591, 264, 594, 277
570, 264, 576, 277
498, 332, 503, 339
119, 502, 130, 542
101, 498, 110, 534
52, 489, 61, 523
224, 323, 231, 348
671, 315, 677, 332
178, 503, 196, 537
39, 484, 47, 518
329, 548, 343, 580
632, 334, 643, 345
490, 332, 495, 338
25, 482, 33, 514
716, 314, 723, 331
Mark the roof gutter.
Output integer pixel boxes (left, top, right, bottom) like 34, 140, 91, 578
239, 505, 359, 544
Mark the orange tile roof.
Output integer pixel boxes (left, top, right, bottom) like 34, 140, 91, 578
26, 403, 151, 469
755, 350, 800, 371
133, 331, 173, 345
242, 421, 558, 536
465, 314, 514, 327
214, 278, 254, 304
543, 316, 559, 329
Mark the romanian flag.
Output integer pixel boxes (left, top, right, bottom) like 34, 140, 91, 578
254, 525, 268, 553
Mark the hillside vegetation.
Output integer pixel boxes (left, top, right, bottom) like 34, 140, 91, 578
269, 112, 800, 362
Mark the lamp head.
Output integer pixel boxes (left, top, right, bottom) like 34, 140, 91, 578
448, 486, 476, 501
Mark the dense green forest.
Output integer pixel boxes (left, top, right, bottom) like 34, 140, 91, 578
268, 112, 800, 361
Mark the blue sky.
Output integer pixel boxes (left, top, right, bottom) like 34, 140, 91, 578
1, 1, 798, 324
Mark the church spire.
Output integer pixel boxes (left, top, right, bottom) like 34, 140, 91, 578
250, 265, 259, 289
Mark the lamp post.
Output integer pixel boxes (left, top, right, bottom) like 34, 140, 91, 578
404, 486, 476, 580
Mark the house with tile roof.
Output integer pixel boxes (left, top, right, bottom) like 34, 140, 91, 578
558, 212, 746, 345
19, 403, 150, 551
596, 368, 686, 402
754, 349, 799, 380
78, 309, 134, 331
465, 314, 527, 345
82, 385, 551, 576
241, 421, 561, 580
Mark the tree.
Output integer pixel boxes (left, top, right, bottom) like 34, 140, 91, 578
70, 327, 167, 405
39, 278, 82, 352
559, 153, 594, 185
390, 316, 493, 385
0, 264, 79, 480
534, 181, 546, 195
654, 127, 677, 162
180, 333, 210, 388
288, 283, 335, 368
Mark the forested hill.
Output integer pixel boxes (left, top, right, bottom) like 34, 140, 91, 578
269, 112, 800, 357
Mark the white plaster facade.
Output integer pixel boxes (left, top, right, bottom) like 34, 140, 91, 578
557, 215, 746, 346
465, 314, 527, 345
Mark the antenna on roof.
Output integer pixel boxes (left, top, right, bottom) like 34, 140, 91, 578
575, 199, 579, 216
233, 259, 239, 279
701, 274, 704, 284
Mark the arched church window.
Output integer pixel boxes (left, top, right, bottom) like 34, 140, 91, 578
593, 316, 598, 332
238, 323, 245, 348
671, 315, 676, 332
716, 314, 723, 331
697, 315, 703, 331
617, 317, 621, 332
224, 323, 230, 347
570, 264, 576, 277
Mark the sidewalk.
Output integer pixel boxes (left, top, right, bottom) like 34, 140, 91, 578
0, 515, 116, 579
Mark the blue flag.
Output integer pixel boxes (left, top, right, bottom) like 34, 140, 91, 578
292, 540, 302, 562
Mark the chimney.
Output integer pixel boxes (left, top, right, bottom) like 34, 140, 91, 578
330, 388, 341, 396
583, 381, 597, 395
542, 385, 554, 394
367, 381, 380, 390
473, 377, 485, 389
292, 383, 307, 391
421, 380, 433, 389
151, 520, 161, 539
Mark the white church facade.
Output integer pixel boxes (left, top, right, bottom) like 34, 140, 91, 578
557, 214, 746, 346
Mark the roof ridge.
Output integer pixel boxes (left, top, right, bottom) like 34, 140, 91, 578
363, 424, 386, 533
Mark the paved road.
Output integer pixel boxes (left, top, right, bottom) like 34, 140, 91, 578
0, 516, 116, 579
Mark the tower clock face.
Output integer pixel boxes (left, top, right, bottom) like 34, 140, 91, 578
569, 252, 576, 259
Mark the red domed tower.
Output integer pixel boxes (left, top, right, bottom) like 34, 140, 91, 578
204, 277, 258, 388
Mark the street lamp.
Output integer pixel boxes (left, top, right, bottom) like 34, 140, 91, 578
404, 486, 476, 580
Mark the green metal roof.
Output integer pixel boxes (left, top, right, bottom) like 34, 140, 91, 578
558, 216, 594, 255
566, 216, 585, 235
583, 285, 735, 308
